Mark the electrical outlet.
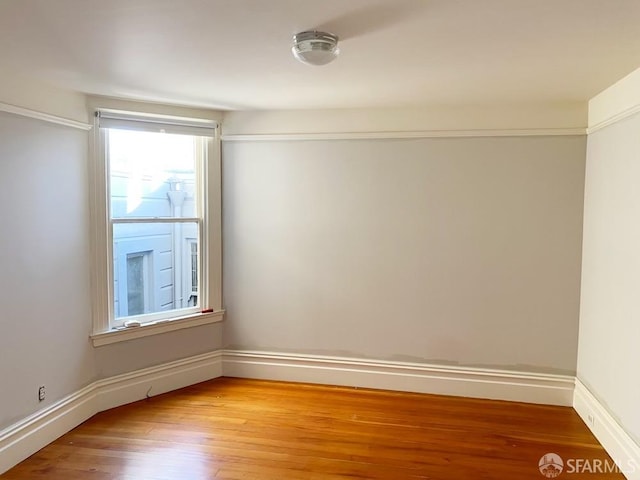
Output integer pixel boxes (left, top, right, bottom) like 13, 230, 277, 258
38, 385, 45, 402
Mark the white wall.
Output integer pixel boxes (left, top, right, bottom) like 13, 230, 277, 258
222, 134, 586, 374
0, 74, 87, 123
94, 323, 223, 378
0, 111, 94, 428
578, 66, 640, 444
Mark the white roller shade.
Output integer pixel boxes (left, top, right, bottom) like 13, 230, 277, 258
96, 109, 217, 137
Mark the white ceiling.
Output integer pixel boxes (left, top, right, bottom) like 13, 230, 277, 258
1, 0, 640, 111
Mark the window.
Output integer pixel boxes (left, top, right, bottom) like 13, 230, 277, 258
90, 108, 223, 343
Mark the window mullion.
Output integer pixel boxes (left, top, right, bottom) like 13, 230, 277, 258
111, 217, 201, 224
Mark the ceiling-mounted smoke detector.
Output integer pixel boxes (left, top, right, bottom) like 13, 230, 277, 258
292, 31, 339, 66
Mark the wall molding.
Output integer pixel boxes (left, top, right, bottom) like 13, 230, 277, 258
221, 128, 586, 142
573, 379, 640, 479
0, 350, 222, 475
0, 102, 92, 131
587, 103, 640, 135
222, 350, 575, 406
0, 384, 97, 477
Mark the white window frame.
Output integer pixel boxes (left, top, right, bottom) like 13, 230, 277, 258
89, 107, 223, 346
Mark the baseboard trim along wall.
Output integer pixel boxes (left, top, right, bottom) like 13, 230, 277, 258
6, 349, 639, 477
0, 350, 223, 475
573, 379, 640, 480
222, 350, 575, 406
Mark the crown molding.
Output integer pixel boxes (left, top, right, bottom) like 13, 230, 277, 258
0, 102, 92, 131
587, 103, 640, 135
221, 128, 586, 142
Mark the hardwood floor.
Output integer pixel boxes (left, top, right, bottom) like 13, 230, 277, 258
1, 377, 623, 479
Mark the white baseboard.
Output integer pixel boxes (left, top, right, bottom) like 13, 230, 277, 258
223, 350, 575, 406
94, 350, 223, 413
0, 350, 222, 475
573, 379, 640, 480
0, 385, 98, 477
0, 348, 581, 475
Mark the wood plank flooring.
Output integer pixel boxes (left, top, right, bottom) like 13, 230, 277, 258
1, 377, 623, 479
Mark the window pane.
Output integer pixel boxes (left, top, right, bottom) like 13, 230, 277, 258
126, 253, 146, 315
191, 241, 198, 290
113, 222, 199, 319
108, 129, 197, 219
188, 240, 198, 307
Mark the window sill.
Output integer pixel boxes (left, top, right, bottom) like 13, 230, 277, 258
90, 310, 225, 347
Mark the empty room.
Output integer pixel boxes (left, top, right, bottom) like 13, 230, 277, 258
1, 0, 639, 478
